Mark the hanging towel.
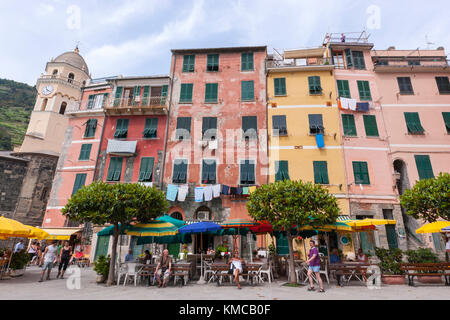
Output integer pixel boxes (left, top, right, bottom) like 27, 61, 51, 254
339, 98, 350, 110
213, 184, 221, 198
236, 187, 243, 195
177, 185, 189, 202
316, 134, 325, 149
348, 99, 357, 111
242, 187, 249, 195
357, 102, 370, 112
222, 185, 230, 195
195, 187, 204, 202
230, 187, 237, 195
204, 186, 213, 201
249, 186, 257, 194
166, 184, 179, 202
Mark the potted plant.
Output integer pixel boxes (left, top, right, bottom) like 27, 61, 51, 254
9, 250, 30, 277
93, 255, 110, 284
375, 248, 405, 285
405, 248, 442, 284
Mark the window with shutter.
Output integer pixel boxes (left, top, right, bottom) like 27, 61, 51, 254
207, 54, 219, 72
202, 117, 217, 140
308, 76, 322, 94
242, 116, 257, 140
180, 83, 193, 103
205, 83, 218, 103
132, 86, 141, 106
241, 81, 255, 101
357, 81, 372, 101
142, 86, 150, 105
84, 119, 97, 138
414, 155, 434, 180
275, 161, 290, 182
143, 118, 158, 138
342, 114, 357, 136
114, 119, 129, 139
309, 114, 324, 134
443, 112, 450, 134
397, 77, 414, 94
337, 80, 351, 98
353, 161, 370, 185
240, 160, 255, 185
87, 95, 95, 109
201, 160, 217, 184
114, 87, 123, 107
363, 115, 379, 137
79, 144, 92, 161
176, 117, 191, 140
404, 112, 425, 134
344, 49, 353, 68
272, 115, 287, 136
435, 77, 450, 94
172, 159, 188, 184
182, 55, 195, 72
102, 93, 109, 108
72, 174, 87, 195
138, 157, 155, 182
352, 51, 366, 70
107, 157, 123, 182
274, 78, 287, 96
241, 52, 254, 71
313, 161, 329, 185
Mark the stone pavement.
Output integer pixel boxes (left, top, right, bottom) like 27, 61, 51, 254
0, 266, 449, 300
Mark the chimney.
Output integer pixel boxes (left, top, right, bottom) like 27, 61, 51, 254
388, 46, 396, 51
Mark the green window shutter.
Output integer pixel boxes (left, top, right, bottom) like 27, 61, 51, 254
241, 81, 255, 101
313, 161, 329, 185
102, 93, 109, 108
182, 55, 195, 72
414, 155, 434, 180
202, 117, 217, 139
107, 157, 123, 182
142, 86, 150, 105
352, 51, 366, 69
114, 119, 129, 139
344, 49, 353, 68
337, 80, 351, 98
207, 54, 219, 72
176, 117, 191, 140
240, 160, 255, 185
173, 160, 188, 183
353, 162, 370, 185
397, 77, 414, 94
274, 78, 286, 96
161, 85, 169, 105
87, 95, 95, 109
272, 115, 287, 135
79, 144, 92, 161
114, 87, 123, 107
180, 83, 193, 103
404, 112, 425, 134
131, 86, 141, 106
308, 76, 322, 94
309, 114, 324, 134
138, 157, 155, 182
275, 161, 290, 182
143, 118, 158, 138
205, 83, 218, 102
242, 116, 257, 139
84, 119, 97, 138
357, 81, 372, 101
241, 52, 254, 71
202, 160, 216, 184
72, 174, 87, 195
363, 115, 379, 137
443, 112, 450, 134
435, 77, 450, 94
342, 114, 357, 136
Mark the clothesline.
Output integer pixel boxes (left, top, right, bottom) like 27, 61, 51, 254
338, 97, 371, 112
165, 184, 259, 202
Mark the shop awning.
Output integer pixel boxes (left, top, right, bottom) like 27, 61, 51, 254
284, 47, 326, 59
106, 139, 137, 156
41, 228, 82, 240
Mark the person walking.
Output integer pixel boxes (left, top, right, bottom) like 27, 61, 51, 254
306, 240, 325, 293
39, 241, 58, 282
57, 241, 73, 279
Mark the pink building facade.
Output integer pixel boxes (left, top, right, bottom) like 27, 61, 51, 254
372, 48, 450, 252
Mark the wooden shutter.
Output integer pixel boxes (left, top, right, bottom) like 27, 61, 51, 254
207, 54, 219, 72
308, 76, 322, 94
272, 115, 287, 135
397, 77, 413, 94
79, 144, 92, 161
357, 81, 372, 101
242, 116, 257, 139
241, 52, 254, 71
353, 162, 370, 185
435, 77, 450, 93
352, 51, 366, 69
114, 87, 123, 107
443, 112, 450, 133
275, 161, 289, 181
72, 174, 87, 195
274, 78, 286, 96
139, 157, 154, 182
404, 112, 424, 134
180, 83, 193, 102
337, 80, 351, 98
241, 81, 255, 101
314, 161, 329, 185
87, 95, 95, 109
183, 55, 195, 72
344, 49, 353, 67
309, 114, 324, 134
342, 114, 356, 136
205, 83, 218, 102
202, 117, 217, 138
363, 115, 379, 137
107, 157, 123, 182
176, 117, 191, 140
202, 160, 216, 184
84, 119, 97, 138
173, 160, 187, 183
414, 155, 434, 180
143, 118, 158, 138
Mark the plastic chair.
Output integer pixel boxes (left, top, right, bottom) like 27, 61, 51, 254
122, 263, 139, 287
116, 263, 128, 286
320, 257, 330, 284
258, 263, 273, 284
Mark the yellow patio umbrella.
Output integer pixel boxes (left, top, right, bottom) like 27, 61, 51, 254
24, 226, 50, 240
344, 218, 396, 228
416, 221, 450, 234
0, 216, 31, 238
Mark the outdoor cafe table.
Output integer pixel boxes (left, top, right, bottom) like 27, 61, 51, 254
328, 262, 372, 286
209, 262, 261, 286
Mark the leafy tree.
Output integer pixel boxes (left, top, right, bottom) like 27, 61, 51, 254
247, 180, 340, 283
400, 173, 450, 223
62, 182, 169, 286
0, 127, 12, 151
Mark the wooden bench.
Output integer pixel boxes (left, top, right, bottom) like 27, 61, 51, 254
138, 264, 156, 286
211, 263, 260, 286
400, 263, 450, 286
172, 263, 191, 286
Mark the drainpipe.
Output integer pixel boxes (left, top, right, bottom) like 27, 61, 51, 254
160, 53, 177, 190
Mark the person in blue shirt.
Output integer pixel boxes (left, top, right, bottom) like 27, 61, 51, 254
124, 249, 134, 262
330, 248, 341, 264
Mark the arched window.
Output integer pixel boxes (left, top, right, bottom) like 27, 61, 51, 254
68, 73, 75, 83
59, 102, 67, 115
52, 69, 58, 78
195, 206, 212, 221
170, 212, 184, 221
41, 98, 48, 111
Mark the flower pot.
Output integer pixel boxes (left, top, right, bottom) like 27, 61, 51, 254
96, 274, 106, 283
381, 275, 406, 285
417, 275, 443, 284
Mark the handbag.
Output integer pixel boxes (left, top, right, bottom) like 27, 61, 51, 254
228, 263, 235, 275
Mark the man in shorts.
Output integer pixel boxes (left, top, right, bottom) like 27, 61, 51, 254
155, 249, 172, 288
39, 241, 58, 282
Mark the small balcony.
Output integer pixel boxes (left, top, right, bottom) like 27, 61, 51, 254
37, 74, 83, 89
105, 96, 168, 115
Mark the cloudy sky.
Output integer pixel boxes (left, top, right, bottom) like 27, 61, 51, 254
1, 0, 449, 85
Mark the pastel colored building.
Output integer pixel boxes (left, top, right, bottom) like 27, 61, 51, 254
266, 47, 351, 257
371, 47, 450, 253
162, 46, 268, 258
328, 33, 406, 254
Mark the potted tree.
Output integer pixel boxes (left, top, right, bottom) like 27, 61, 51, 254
405, 248, 442, 284
9, 250, 30, 277
93, 255, 110, 284
375, 248, 406, 285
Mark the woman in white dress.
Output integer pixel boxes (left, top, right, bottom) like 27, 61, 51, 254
229, 251, 243, 289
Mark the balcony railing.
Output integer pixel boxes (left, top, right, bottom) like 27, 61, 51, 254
267, 58, 333, 69
105, 96, 169, 114
37, 74, 83, 88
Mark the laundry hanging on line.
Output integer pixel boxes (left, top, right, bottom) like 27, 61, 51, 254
177, 184, 189, 202
166, 184, 178, 202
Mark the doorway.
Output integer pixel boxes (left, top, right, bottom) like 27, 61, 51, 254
195, 234, 213, 254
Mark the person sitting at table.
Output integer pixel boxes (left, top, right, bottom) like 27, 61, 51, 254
330, 248, 341, 264
143, 250, 152, 264
155, 249, 172, 288
124, 249, 134, 262
228, 251, 243, 290
356, 248, 368, 281
207, 248, 215, 255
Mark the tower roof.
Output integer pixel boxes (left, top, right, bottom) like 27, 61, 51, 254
53, 48, 89, 74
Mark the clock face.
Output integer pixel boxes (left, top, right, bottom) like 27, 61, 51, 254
42, 85, 53, 96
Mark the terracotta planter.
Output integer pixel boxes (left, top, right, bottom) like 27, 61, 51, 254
417, 275, 443, 284
96, 274, 106, 283
381, 275, 406, 285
